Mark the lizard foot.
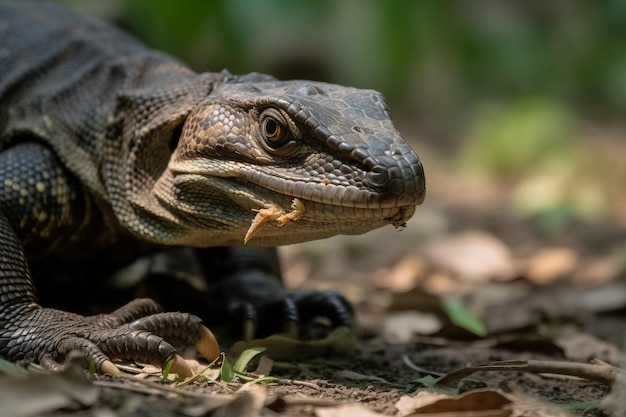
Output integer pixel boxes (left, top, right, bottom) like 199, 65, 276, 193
237, 290, 354, 341
207, 272, 353, 341
6, 298, 219, 378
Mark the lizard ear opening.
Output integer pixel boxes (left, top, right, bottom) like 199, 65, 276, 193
168, 123, 183, 152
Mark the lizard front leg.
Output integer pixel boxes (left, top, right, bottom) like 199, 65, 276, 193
0, 143, 218, 376
196, 247, 354, 341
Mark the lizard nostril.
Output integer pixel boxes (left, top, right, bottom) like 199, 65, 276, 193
366, 165, 389, 187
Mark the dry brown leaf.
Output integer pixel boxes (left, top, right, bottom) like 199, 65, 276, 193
375, 255, 429, 291
387, 287, 444, 314
383, 311, 442, 343
386, 288, 484, 341
0, 361, 99, 417
212, 391, 265, 417
252, 355, 274, 377
395, 391, 449, 415
573, 256, 622, 286
524, 247, 578, 284
556, 333, 623, 364
315, 404, 388, 417
422, 272, 457, 294
403, 388, 513, 416
422, 231, 515, 283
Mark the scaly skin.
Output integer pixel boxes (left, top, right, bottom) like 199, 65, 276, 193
0, 1, 425, 375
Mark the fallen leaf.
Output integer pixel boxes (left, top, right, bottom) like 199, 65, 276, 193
556, 333, 622, 364
375, 255, 429, 291
383, 311, 442, 343
525, 247, 578, 284
228, 326, 356, 361
422, 271, 457, 294
422, 231, 515, 283
252, 355, 274, 376
573, 256, 622, 286
388, 287, 444, 314
387, 288, 486, 339
0, 362, 99, 417
394, 391, 451, 416
315, 404, 388, 417
441, 298, 487, 337
234, 347, 267, 373
575, 283, 626, 313
212, 391, 265, 417
403, 388, 513, 416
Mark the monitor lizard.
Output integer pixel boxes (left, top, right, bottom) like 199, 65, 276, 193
0, 1, 425, 377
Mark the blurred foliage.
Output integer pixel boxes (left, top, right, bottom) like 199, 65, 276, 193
462, 99, 577, 176
59, 0, 626, 226
61, 0, 626, 117
461, 97, 624, 227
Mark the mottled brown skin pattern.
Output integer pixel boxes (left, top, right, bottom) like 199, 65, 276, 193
0, 1, 425, 375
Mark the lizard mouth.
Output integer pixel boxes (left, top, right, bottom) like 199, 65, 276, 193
164, 169, 417, 244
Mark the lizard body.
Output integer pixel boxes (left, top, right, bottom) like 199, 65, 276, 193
0, 1, 425, 375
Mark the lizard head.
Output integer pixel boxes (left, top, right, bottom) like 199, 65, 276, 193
126, 74, 425, 246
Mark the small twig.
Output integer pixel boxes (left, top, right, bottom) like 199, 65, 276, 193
277, 379, 321, 391
435, 359, 626, 387
402, 354, 445, 377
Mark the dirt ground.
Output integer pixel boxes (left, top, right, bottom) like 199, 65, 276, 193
1, 136, 625, 417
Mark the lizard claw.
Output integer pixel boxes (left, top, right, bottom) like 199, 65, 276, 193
39, 350, 122, 376
227, 292, 301, 340
291, 290, 354, 329
168, 354, 193, 379
126, 311, 220, 363
218, 282, 352, 341
100, 360, 122, 376
194, 326, 221, 363
241, 318, 257, 342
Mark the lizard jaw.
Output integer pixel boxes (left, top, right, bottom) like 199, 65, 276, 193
155, 171, 415, 246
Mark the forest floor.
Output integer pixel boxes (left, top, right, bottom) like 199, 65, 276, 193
1, 133, 625, 417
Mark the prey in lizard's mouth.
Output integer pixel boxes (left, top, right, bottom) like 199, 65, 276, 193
244, 197, 306, 244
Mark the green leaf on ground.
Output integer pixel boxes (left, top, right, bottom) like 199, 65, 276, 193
220, 353, 235, 382
441, 298, 487, 337
233, 347, 266, 373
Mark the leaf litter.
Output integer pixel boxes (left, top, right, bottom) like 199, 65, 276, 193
3, 136, 626, 417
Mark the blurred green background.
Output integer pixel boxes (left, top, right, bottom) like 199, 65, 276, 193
60, 0, 626, 229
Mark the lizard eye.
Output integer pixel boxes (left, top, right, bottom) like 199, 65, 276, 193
259, 108, 291, 148
262, 117, 283, 142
